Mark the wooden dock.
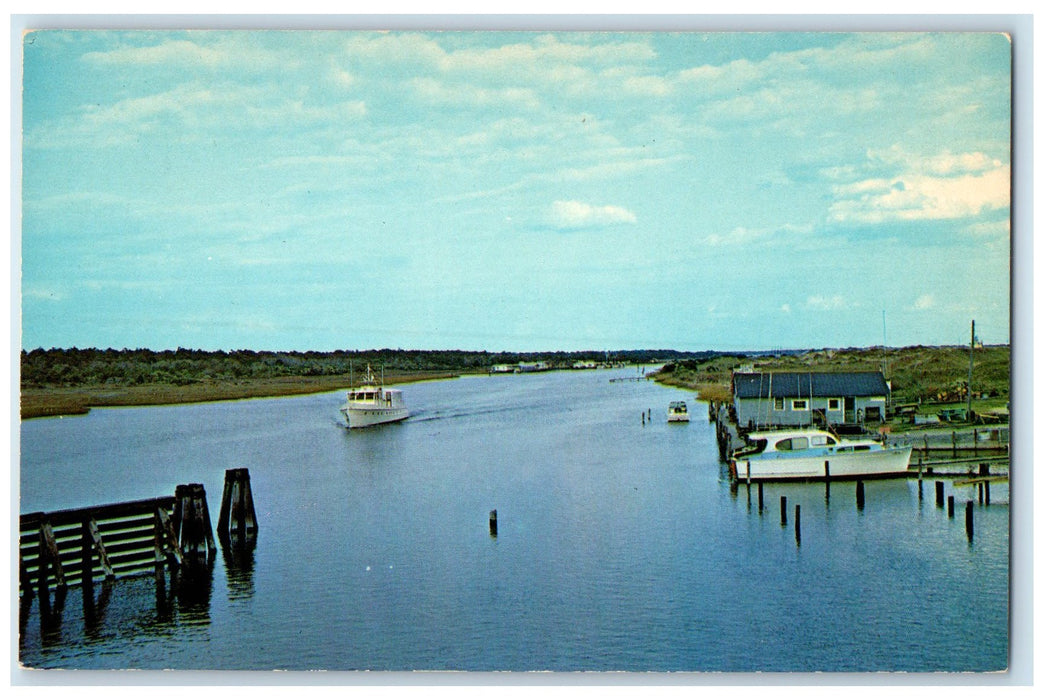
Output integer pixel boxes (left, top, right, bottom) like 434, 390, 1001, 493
20, 469, 259, 618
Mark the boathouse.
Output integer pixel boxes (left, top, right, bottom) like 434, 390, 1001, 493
732, 370, 891, 429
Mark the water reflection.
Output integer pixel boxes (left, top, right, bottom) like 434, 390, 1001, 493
221, 533, 258, 601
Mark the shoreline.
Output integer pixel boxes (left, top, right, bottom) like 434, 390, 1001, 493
19, 370, 461, 420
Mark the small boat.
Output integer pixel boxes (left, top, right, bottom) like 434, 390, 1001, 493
667, 401, 691, 423
340, 365, 409, 429
729, 428, 911, 482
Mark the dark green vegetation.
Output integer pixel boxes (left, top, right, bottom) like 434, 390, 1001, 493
20, 347, 704, 388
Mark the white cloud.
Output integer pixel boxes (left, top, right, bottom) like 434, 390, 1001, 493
407, 77, 541, 110
548, 200, 637, 229
829, 147, 1010, 224
914, 294, 936, 310
703, 223, 813, 248
806, 295, 846, 311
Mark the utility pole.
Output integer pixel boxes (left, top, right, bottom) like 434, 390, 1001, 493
967, 320, 975, 419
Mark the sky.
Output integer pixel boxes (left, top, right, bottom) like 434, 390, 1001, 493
18, 29, 1013, 353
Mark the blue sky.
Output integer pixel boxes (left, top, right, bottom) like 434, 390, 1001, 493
19, 30, 1012, 352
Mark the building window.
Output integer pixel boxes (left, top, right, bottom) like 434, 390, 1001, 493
828, 398, 841, 411
792, 399, 808, 411
774, 398, 784, 410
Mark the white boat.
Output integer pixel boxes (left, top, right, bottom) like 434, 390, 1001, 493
729, 428, 911, 481
340, 365, 409, 429
667, 401, 691, 423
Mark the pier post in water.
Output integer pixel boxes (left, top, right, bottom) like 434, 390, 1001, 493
985, 480, 991, 505
856, 480, 865, 511
965, 501, 974, 540
780, 496, 787, 526
947, 495, 955, 518
823, 460, 831, 482
217, 468, 258, 546
489, 509, 498, 537
173, 484, 216, 566
917, 457, 924, 501
757, 482, 764, 513
794, 505, 801, 545
935, 481, 945, 508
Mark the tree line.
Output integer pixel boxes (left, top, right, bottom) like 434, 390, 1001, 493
20, 347, 718, 389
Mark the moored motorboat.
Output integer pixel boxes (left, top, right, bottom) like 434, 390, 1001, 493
340, 365, 409, 429
729, 428, 911, 481
667, 401, 691, 423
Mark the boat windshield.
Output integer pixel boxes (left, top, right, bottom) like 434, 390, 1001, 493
733, 438, 767, 458
775, 437, 809, 451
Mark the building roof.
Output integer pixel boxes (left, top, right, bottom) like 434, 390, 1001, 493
733, 371, 890, 399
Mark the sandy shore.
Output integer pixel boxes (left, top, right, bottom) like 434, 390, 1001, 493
19, 371, 460, 420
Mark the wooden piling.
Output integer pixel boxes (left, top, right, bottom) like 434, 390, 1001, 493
824, 460, 831, 482
947, 495, 955, 518
217, 468, 258, 545
985, 480, 991, 505
977, 482, 984, 505
794, 505, 801, 545
757, 482, 764, 513
965, 501, 974, 540
489, 509, 498, 537
935, 481, 945, 508
780, 496, 787, 526
856, 481, 865, 510
173, 484, 216, 566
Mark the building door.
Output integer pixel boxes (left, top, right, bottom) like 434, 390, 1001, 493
844, 396, 855, 423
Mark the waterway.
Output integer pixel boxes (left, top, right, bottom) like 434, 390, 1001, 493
18, 368, 1009, 672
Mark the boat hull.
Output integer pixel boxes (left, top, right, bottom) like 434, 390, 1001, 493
731, 445, 912, 481
341, 406, 410, 429
667, 414, 690, 423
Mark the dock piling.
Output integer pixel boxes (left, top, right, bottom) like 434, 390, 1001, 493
489, 509, 498, 537
780, 496, 787, 526
856, 481, 865, 511
935, 481, 945, 508
965, 501, 974, 540
794, 505, 801, 545
757, 482, 764, 513
173, 484, 216, 566
947, 495, 955, 518
217, 468, 258, 546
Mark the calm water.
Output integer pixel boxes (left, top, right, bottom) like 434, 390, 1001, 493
18, 369, 1009, 672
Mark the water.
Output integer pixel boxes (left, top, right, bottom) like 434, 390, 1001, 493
18, 369, 1009, 672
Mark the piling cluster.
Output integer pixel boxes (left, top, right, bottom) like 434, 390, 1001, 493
739, 464, 997, 547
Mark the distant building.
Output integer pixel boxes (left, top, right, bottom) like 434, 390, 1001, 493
490, 364, 516, 374
517, 361, 550, 372
732, 371, 891, 429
